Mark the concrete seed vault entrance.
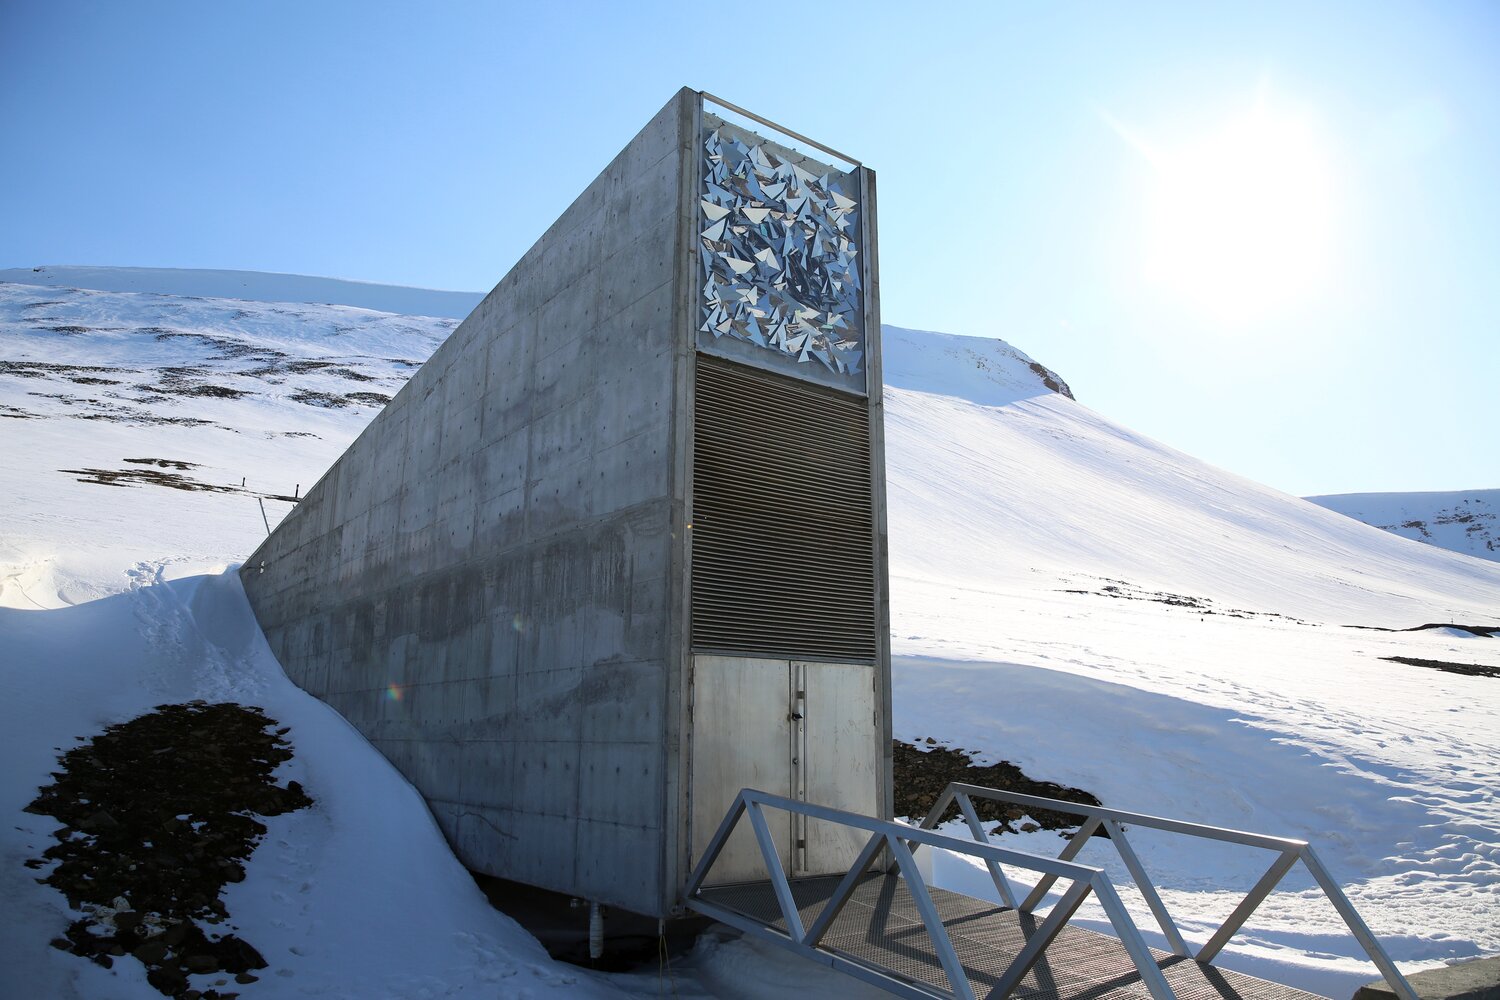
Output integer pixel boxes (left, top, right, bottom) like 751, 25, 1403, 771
241, 87, 892, 921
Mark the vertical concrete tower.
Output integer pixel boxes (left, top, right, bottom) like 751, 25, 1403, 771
240, 88, 890, 920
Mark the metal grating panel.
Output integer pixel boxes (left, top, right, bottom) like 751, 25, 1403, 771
691, 354, 876, 660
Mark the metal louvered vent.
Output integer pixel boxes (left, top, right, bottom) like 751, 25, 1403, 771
690, 354, 876, 661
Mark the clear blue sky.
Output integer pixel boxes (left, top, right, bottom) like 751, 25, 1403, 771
3, 1, 1496, 496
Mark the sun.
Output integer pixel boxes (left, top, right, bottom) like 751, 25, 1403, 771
1120, 99, 1338, 322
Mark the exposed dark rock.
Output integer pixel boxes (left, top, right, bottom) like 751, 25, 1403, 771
1057, 576, 1308, 623
1026, 360, 1075, 399
58, 467, 238, 493
125, 457, 198, 471
1, 360, 126, 378
24, 702, 312, 998
288, 389, 348, 408
1403, 623, 1499, 638
57, 464, 297, 504
289, 388, 390, 408
1381, 656, 1500, 679
345, 391, 391, 406
1344, 622, 1499, 637
893, 740, 1102, 836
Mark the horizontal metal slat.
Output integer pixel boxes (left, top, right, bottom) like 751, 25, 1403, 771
691, 556, 878, 586
693, 530, 876, 563
691, 457, 873, 499
690, 597, 876, 622
689, 568, 876, 597
691, 635, 877, 658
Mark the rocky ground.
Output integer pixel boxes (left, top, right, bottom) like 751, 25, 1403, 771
893, 739, 1102, 836
25, 701, 312, 999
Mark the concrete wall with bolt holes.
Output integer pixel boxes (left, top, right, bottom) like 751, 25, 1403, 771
241, 89, 695, 917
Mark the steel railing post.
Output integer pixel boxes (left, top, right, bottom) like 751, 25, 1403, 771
683, 790, 747, 896
803, 830, 886, 948
1090, 874, 1177, 1000
747, 800, 807, 943
1195, 849, 1299, 963
957, 792, 1020, 909
987, 878, 1093, 1000
1103, 818, 1188, 957
1020, 816, 1102, 912
1298, 847, 1417, 1000
886, 833, 978, 1000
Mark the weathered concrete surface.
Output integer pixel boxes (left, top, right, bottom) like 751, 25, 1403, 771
241, 89, 893, 922
241, 89, 694, 916
1354, 958, 1500, 1000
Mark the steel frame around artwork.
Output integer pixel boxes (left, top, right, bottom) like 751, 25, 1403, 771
681, 785, 1417, 1000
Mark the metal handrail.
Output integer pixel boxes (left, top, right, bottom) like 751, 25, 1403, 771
700, 92, 863, 167
683, 788, 1176, 1000
919, 783, 1417, 1000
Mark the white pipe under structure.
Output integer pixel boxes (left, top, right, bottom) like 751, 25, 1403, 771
588, 901, 603, 961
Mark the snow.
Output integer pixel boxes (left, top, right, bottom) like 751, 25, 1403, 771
0, 567, 621, 999
1306, 490, 1499, 564
875, 359, 1500, 994
0, 280, 454, 606
3, 270, 1498, 999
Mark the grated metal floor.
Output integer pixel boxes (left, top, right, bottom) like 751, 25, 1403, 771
695, 874, 1327, 1000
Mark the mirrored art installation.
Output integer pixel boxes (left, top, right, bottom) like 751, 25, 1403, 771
698, 119, 864, 384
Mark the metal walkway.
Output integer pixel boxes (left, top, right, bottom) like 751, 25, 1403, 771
699, 873, 1320, 1000
683, 786, 1418, 1000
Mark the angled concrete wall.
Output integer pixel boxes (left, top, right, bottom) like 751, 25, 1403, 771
243, 89, 892, 920
242, 89, 694, 916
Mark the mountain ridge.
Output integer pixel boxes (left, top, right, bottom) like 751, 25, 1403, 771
1306, 489, 1498, 563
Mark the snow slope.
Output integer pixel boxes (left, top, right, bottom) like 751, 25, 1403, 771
1306, 490, 1499, 564
3, 272, 1498, 998
880, 386, 1500, 997
0, 570, 619, 1000
0, 281, 454, 608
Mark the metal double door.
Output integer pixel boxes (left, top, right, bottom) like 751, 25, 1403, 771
689, 654, 879, 885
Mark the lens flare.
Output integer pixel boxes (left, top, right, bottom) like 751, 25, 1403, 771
1107, 90, 1338, 324
385, 683, 403, 702
1145, 107, 1335, 321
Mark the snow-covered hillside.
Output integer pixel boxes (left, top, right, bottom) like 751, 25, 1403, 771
0, 281, 455, 607
3, 271, 1498, 1000
1306, 490, 1499, 564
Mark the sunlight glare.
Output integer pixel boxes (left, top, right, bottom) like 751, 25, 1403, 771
1140, 103, 1336, 322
